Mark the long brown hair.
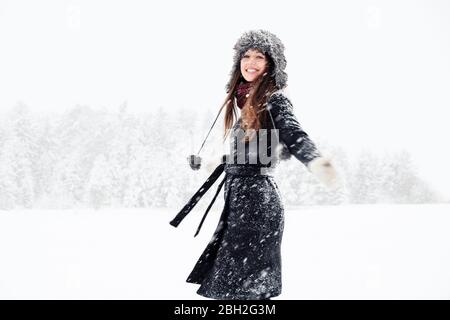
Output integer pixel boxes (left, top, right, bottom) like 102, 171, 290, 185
220, 51, 278, 143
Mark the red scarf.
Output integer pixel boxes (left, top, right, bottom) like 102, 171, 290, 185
235, 80, 254, 109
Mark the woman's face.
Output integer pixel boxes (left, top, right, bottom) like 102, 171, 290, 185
240, 48, 268, 82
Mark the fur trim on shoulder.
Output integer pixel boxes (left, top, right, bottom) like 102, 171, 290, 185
267, 86, 293, 108
269, 86, 291, 99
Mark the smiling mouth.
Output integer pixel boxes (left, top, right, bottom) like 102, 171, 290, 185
246, 69, 258, 73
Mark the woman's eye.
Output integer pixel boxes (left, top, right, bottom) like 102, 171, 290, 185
242, 55, 264, 59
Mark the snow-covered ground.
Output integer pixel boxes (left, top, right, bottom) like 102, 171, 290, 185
0, 204, 449, 299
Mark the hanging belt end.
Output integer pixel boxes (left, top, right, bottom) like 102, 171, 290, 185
169, 219, 179, 227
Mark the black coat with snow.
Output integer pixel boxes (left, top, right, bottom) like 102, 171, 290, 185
170, 90, 322, 300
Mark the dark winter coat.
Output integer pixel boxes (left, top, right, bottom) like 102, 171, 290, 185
170, 90, 322, 300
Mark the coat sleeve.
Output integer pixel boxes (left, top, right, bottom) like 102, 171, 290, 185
267, 92, 322, 168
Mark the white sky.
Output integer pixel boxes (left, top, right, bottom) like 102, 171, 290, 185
0, 0, 449, 198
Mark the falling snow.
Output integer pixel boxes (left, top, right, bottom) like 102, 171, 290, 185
182, 89, 325, 300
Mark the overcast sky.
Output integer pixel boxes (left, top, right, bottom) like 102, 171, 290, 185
0, 0, 449, 198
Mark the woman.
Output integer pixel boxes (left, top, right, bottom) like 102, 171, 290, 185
170, 29, 339, 300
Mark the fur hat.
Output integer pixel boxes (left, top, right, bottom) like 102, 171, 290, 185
226, 29, 288, 92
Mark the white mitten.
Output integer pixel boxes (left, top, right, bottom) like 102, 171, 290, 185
307, 156, 341, 189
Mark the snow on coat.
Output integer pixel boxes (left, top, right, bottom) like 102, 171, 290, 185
170, 90, 323, 300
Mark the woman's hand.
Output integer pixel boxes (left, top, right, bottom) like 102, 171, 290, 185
307, 156, 342, 190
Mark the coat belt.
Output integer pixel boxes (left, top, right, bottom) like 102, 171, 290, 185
169, 162, 274, 237
224, 164, 274, 177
